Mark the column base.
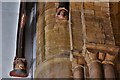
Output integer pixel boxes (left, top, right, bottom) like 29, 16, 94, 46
10, 69, 28, 77
9, 58, 28, 77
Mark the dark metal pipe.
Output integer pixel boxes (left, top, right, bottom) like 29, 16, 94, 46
16, 2, 27, 58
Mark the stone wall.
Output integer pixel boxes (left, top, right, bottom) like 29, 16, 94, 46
110, 2, 120, 78
35, 2, 120, 78
35, 2, 72, 78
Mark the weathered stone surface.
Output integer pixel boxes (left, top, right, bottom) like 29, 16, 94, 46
36, 2, 120, 78
45, 20, 70, 59
37, 2, 45, 16
110, 2, 120, 46
45, 2, 56, 10
72, 66, 84, 78
71, 3, 83, 50
71, 2, 82, 10
94, 2, 109, 8
84, 9, 94, 16
45, 8, 56, 21
84, 2, 94, 10
89, 62, 104, 78
86, 43, 119, 54
103, 64, 116, 78
35, 58, 72, 78
36, 11, 45, 66
99, 52, 106, 61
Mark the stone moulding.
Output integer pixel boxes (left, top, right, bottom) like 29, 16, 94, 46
86, 43, 120, 55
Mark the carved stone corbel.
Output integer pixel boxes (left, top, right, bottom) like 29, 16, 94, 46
98, 52, 106, 61
71, 50, 86, 79
86, 49, 104, 78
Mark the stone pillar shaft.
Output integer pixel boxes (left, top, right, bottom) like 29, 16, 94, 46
89, 61, 103, 78
73, 66, 84, 79
35, 2, 72, 78
103, 64, 115, 78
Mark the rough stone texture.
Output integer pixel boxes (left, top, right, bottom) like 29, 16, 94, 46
70, 2, 83, 50
35, 2, 120, 78
44, 6, 70, 59
36, 2, 45, 67
110, 2, 120, 46
45, 20, 70, 59
35, 58, 72, 78
35, 2, 72, 78
84, 2, 115, 45
89, 62, 104, 78
110, 2, 120, 78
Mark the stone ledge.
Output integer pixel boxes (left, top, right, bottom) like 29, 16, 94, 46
86, 43, 120, 55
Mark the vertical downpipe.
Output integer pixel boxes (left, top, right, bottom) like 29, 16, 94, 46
69, 6, 73, 62
81, 2, 86, 57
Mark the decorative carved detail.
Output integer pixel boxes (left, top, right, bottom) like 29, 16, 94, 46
56, 8, 68, 20
85, 43, 119, 78
98, 52, 106, 61
86, 50, 102, 65
102, 53, 116, 66
86, 43, 119, 54
71, 50, 86, 79
86, 50, 103, 78
9, 58, 28, 77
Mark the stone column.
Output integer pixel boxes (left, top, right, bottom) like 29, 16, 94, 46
36, 2, 46, 67
45, 3, 70, 59
86, 43, 119, 79
86, 49, 103, 78
72, 51, 86, 79
102, 53, 116, 79
72, 58, 83, 79
35, 2, 72, 78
